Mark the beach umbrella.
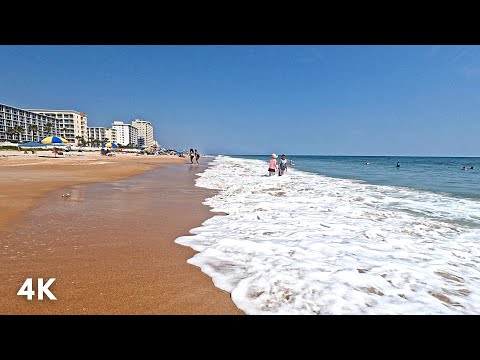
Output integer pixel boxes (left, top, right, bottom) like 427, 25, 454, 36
41, 136, 68, 157
41, 136, 68, 145
102, 142, 118, 148
19, 141, 46, 148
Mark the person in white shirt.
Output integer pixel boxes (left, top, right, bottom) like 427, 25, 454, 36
279, 154, 288, 176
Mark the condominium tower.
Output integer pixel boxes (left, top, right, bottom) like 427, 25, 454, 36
132, 119, 154, 147
105, 128, 117, 143
86, 127, 117, 145
28, 109, 87, 145
0, 103, 59, 142
112, 121, 138, 147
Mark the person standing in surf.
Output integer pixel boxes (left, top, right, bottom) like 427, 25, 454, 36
195, 149, 200, 164
268, 154, 278, 176
278, 154, 288, 176
189, 149, 194, 164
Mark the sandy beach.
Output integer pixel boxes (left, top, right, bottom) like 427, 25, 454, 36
0, 150, 184, 232
0, 150, 242, 314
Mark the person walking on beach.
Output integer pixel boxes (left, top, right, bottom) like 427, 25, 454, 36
189, 149, 194, 164
268, 153, 278, 176
195, 149, 200, 164
278, 154, 288, 176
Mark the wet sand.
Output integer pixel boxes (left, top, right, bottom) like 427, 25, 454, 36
0, 155, 243, 314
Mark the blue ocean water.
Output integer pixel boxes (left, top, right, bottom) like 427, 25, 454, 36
179, 155, 480, 314
232, 155, 480, 200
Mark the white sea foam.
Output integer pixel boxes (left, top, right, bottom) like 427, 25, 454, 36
175, 156, 480, 314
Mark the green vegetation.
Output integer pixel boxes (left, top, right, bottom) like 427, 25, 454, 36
75, 135, 87, 147
45, 122, 53, 135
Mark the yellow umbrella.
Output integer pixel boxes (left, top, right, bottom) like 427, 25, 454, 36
41, 136, 68, 157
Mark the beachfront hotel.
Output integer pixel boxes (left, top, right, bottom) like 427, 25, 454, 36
105, 128, 117, 143
1, 102, 153, 148
28, 109, 87, 145
0, 103, 60, 142
132, 119, 154, 148
112, 121, 138, 147
86, 127, 117, 145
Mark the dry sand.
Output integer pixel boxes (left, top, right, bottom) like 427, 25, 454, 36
0, 150, 243, 314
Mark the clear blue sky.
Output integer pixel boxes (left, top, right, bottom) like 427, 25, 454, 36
1, 45, 479, 156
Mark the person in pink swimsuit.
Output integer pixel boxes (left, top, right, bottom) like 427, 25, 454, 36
268, 153, 278, 176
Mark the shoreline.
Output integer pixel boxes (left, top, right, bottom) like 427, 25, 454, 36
0, 154, 243, 314
175, 155, 480, 314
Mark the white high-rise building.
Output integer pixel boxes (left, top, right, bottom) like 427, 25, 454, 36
105, 128, 117, 143
28, 109, 87, 145
132, 119, 154, 148
0, 103, 59, 142
112, 121, 138, 147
